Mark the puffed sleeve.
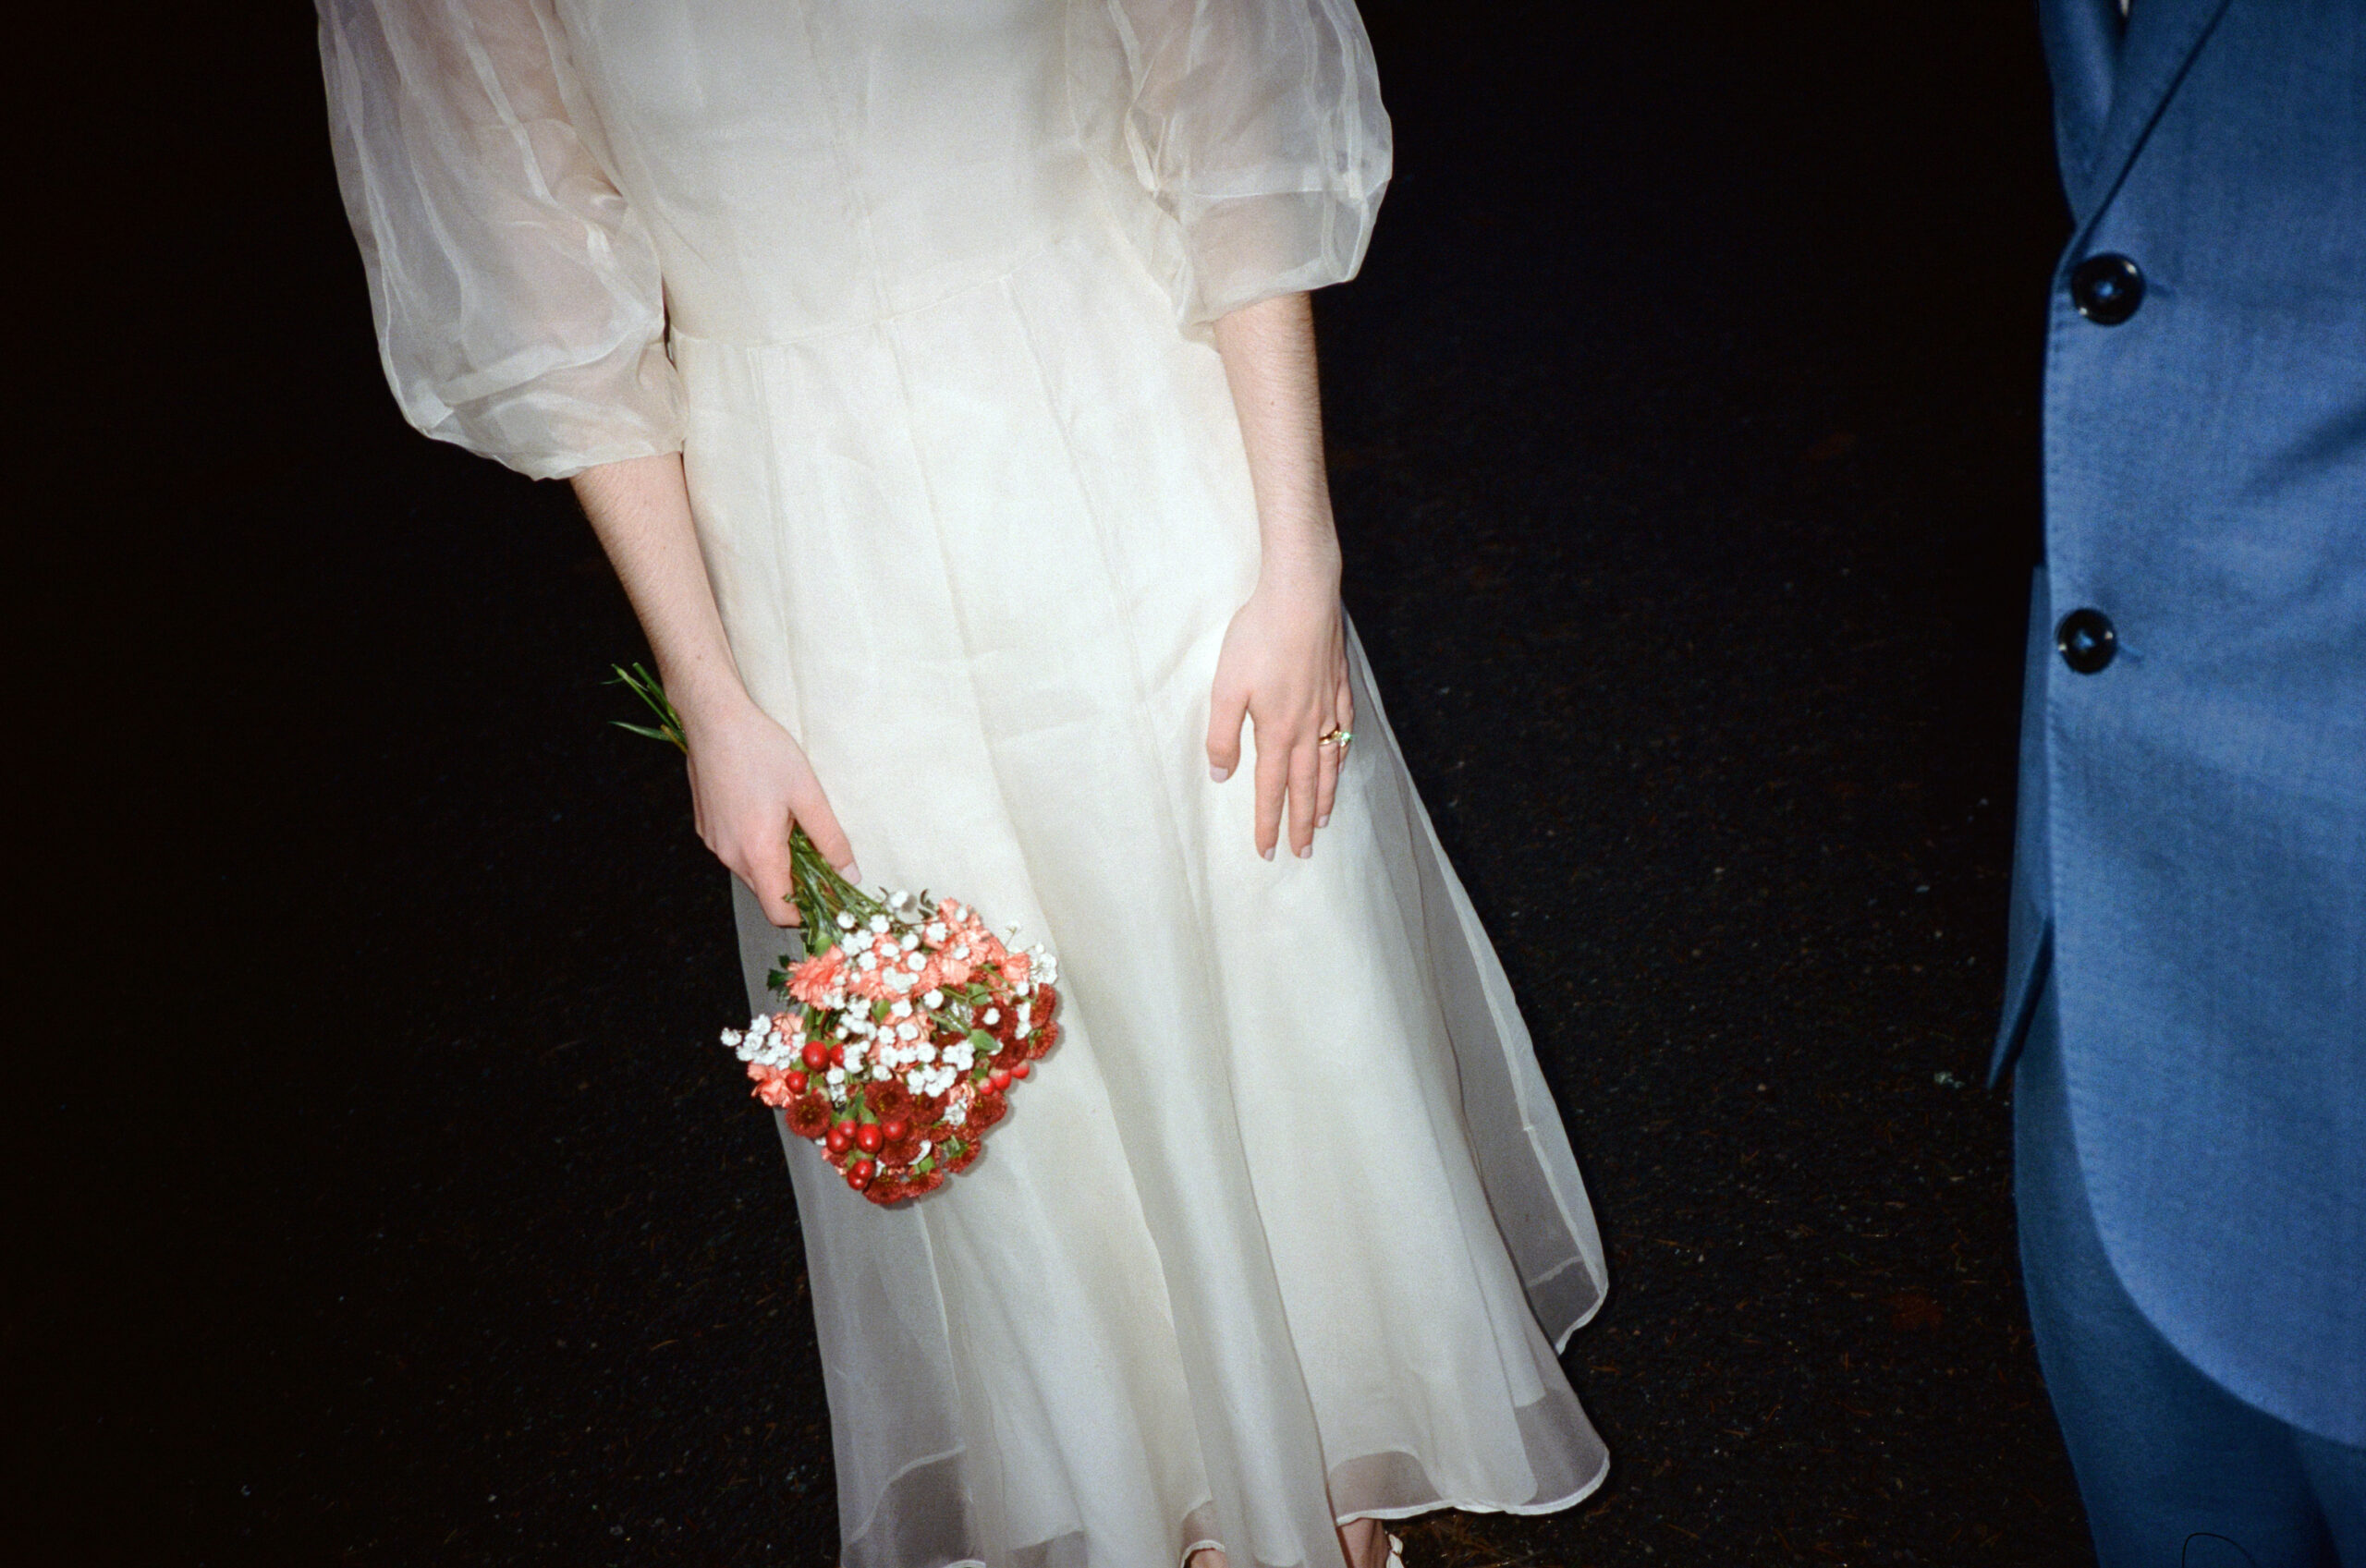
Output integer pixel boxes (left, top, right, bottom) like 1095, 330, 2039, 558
317, 0, 682, 480
1067, 0, 1392, 332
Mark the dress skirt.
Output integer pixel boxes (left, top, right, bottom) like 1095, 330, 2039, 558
691, 227, 1608, 1568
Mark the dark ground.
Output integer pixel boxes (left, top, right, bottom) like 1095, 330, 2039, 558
14, 3, 2089, 1563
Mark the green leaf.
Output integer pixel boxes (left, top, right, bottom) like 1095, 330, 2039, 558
606, 662, 688, 752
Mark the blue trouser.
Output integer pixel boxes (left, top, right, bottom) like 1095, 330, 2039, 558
2015, 974, 2366, 1566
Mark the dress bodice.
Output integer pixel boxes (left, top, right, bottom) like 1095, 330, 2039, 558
561, 0, 1098, 343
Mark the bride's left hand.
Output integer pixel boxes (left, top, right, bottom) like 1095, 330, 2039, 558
1206, 561, 1354, 860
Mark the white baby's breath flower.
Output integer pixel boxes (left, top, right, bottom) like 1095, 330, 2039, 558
917, 1043, 937, 1065
905, 1070, 926, 1094
889, 1000, 912, 1018
868, 915, 890, 934
720, 1027, 743, 1047
873, 1064, 892, 1080
826, 1066, 846, 1086
922, 989, 943, 1009
925, 923, 947, 943
982, 1007, 1001, 1027
945, 1103, 967, 1127
836, 911, 858, 930
900, 930, 920, 952
887, 889, 911, 911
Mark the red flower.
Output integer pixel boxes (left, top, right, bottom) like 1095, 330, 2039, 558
882, 1127, 925, 1165
944, 1137, 982, 1173
906, 1168, 945, 1198
1031, 984, 1059, 1020
970, 1089, 1008, 1131
784, 1093, 834, 1140
982, 997, 1024, 1047
912, 1091, 949, 1128
867, 1175, 909, 1204
865, 1080, 916, 1123
1026, 1020, 1062, 1060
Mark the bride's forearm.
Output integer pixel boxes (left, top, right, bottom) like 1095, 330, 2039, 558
570, 452, 857, 893
1210, 292, 1343, 590
568, 453, 751, 728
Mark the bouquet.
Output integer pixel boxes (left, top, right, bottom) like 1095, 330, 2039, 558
613, 665, 1061, 1203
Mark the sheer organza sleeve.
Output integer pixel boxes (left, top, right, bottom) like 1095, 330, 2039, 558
317, 0, 681, 481
1067, 0, 1392, 332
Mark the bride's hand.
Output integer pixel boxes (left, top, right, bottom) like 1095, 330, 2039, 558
678, 691, 858, 928
1206, 561, 1354, 860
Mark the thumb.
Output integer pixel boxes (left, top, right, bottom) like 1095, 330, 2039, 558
1205, 684, 1248, 784
789, 783, 860, 882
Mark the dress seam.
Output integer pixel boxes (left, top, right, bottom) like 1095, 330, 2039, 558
669, 241, 1062, 352
1003, 269, 1340, 1547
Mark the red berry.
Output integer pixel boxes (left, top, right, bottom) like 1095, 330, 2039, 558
1009, 1062, 1031, 1079
829, 1043, 846, 1067
882, 1117, 910, 1143
847, 1161, 872, 1190
786, 1070, 808, 1093
800, 1040, 828, 1071
988, 1068, 1012, 1091
825, 1125, 853, 1155
856, 1124, 884, 1153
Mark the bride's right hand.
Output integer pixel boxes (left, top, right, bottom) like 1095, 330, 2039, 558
677, 691, 858, 928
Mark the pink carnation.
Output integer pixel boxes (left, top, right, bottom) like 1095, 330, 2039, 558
749, 1064, 797, 1108
787, 950, 848, 1006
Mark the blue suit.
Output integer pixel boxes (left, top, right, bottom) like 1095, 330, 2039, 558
2003, 0, 2366, 1556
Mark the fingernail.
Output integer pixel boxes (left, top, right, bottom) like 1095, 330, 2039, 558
1210, 765, 1230, 783
1262, 845, 1274, 861
1296, 844, 1311, 859
840, 862, 861, 882
1316, 813, 1331, 828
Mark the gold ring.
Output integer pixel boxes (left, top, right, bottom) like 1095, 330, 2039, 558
1319, 727, 1354, 748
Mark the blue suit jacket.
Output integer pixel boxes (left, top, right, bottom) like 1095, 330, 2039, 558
1999, 0, 2365, 1446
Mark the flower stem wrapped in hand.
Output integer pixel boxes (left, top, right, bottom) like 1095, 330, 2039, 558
614, 664, 1061, 1203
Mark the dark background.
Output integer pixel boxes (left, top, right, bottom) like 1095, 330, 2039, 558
13, 2, 2085, 1562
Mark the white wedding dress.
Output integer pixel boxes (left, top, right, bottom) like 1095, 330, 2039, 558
319, 3, 1608, 1563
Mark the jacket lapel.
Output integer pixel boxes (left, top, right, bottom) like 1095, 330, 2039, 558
2070, 0, 2236, 234
2042, 0, 2122, 213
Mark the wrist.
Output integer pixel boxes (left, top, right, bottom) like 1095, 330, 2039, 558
1255, 537, 1342, 600
663, 652, 759, 738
